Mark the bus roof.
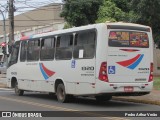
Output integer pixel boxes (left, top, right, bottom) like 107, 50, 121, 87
20, 22, 151, 41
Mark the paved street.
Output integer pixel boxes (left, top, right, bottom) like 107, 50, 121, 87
0, 87, 160, 120
0, 75, 160, 120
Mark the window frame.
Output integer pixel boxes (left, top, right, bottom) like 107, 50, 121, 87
20, 40, 28, 62
73, 29, 97, 59
27, 39, 40, 62
40, 36, 56, 61
8, 41, 20, 67
108, 31, 149, 48
55, 33, 74, 60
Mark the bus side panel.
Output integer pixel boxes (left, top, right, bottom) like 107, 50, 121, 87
73, 59, 96, 95
95, 24, 109, 94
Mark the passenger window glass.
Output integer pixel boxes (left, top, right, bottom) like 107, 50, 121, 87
20, 41, 27, 62
55, 34, 73, 60
73, 30, 96, 59
27, 40, 40, 61
40, 37, 55, 60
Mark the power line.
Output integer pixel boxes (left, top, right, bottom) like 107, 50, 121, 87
21, 14, 51, 25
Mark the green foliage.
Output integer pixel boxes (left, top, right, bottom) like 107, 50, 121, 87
60, 0, 103, 27
130, 0, 160, 42
63, 22, 72, 29
153, 78, 160, 90
61, 0, 160, 43
96, 0, 131, 23
112, 0, 131, 12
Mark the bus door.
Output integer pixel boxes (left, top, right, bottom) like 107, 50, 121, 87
72, 30, 96, 95
107, 30, 151, 83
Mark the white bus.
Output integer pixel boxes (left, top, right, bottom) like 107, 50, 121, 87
7, 22, 153, 103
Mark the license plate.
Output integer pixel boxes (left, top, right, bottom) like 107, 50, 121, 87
124, 86, 134, 92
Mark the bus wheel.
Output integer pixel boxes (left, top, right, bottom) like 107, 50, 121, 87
15, 81, 24, 96
56, 84, 68, 103
95, 95, 112, 102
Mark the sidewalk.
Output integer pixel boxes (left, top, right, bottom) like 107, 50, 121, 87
113, 76, 160, 105
0, 74, 7, 88
0, 74, 159, 105
113, 89, 160, 106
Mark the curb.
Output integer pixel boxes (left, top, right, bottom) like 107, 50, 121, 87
113, 97, 160, 106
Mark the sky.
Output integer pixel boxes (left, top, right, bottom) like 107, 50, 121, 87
0, 0, 62, 20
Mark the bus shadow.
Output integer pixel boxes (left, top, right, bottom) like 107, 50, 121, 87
19, 92, 142, 108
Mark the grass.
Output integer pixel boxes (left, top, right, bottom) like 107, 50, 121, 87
153, 77, 160, 90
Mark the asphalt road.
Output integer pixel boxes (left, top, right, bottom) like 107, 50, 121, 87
0, 88, 160, 120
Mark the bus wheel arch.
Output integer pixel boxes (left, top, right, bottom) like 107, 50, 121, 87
11, 77, 24, 96
55, 79, 69, 103
11, 77, 17, 88
55, 79, 64, 93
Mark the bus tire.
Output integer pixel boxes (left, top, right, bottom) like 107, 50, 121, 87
15, 81, 24, 96
56, 83, 69, 103
95, 95, 112, 102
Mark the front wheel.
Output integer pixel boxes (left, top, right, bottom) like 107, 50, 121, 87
15, 81, 24, 96
56, 84, 69, 103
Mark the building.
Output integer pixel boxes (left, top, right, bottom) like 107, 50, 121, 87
0, 3, 65, 53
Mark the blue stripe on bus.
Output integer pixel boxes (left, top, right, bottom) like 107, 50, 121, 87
39, 63, 49, 80
127, 54, 144, 70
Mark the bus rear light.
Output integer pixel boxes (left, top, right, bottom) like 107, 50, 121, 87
99, 62, 108, 82
149, 74, 153, 82
148, 63, 153, 82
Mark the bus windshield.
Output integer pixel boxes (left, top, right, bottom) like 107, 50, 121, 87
108, 31, 149, 48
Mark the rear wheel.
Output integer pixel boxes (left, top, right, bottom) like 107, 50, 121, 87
95, 95, 112, 102
56, 84, 69, 103
15, 81, 24, 96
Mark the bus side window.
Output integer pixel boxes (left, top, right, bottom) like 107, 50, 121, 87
73, 30, 96, 59
9, 41, 20, 66
20, 41, 27, 62
27, 39, 40, 61
40, 37, 55, 60
55, 34, 73, 60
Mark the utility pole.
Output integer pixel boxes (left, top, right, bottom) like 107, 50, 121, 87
8, 0, 14, 53
0, 5, 8, 66
0, 10, 6, 51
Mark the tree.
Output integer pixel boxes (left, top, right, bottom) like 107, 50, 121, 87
60, 0, 103, 27
130, 0, 160, 42
97, 0, 129, 22
112, 0, 131, 13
